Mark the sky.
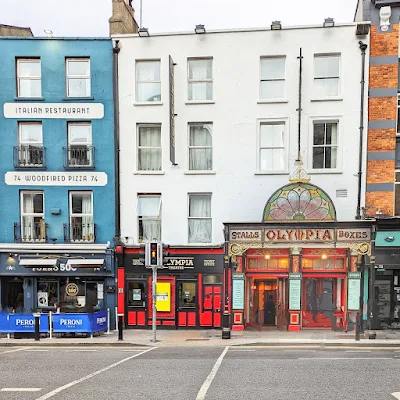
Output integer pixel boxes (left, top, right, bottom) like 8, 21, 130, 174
0, 0, 358, 37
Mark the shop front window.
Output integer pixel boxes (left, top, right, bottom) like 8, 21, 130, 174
128, 281, 146, 307
178, 282, 196, 308
247, 257, 289, 271
37, 280, 58, 309
302, 257, 346, 271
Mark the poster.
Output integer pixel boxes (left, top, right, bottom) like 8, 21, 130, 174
156, 283, 171, 312
37, 291, 48, 307
132, 289, 141, 301
289, 274, 301, 311
232, 274, 244, 310
347, 273, 361, 310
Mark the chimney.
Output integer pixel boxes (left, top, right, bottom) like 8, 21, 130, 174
109, 0, 139, 35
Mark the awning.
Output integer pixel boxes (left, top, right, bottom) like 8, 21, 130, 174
375, 231, 400, 247
66, 259, 105, 268
19, 259, 57, 267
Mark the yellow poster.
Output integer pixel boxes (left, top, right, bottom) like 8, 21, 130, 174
156, 282, 171, 312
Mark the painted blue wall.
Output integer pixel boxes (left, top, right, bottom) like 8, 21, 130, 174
0, 38, 115, 244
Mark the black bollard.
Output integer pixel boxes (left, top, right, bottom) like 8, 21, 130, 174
222, 311, 231, 340
34, 315, 40, 341
118, 314, 123, 341
355, 313, 360, 341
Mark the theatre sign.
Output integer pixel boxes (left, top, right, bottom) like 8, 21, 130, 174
229, 227, 371, 243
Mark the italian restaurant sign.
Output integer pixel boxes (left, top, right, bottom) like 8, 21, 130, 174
3, 103, 104, 119
229, 228, 371, 243
5, 172, 107, 186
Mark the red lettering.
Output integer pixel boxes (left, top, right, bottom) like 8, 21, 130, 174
266, 230, 276, 240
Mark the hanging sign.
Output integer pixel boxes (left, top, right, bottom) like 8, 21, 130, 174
232, 273, 245, 310
347, 272, 361, 310
289, 273, 301, 310
3, 103, 104, 119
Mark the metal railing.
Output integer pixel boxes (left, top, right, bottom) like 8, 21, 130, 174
63, 222, 96, 243
14, 221, 47, 243
13, 145, 45, 168
63, 146, 95, 169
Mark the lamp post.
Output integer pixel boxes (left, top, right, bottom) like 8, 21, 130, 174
222, 256, 231, 339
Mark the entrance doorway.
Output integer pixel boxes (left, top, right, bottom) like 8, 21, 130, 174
1, 277, 24, 312
250, 280, 278, 327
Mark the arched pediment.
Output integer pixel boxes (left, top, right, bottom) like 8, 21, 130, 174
263, 182, 336, 222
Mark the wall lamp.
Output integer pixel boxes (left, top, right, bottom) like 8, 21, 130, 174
195, 24, 206, 34
321, 253, 328, 260
138, 27, 150, 37
265, 254, 271, 260
271, 21, 282, 30
323, 17, 335, 28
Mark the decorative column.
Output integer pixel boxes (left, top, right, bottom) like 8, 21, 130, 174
288, 247, 302, 331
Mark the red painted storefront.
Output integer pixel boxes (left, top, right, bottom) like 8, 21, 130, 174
116, 247, 224, 329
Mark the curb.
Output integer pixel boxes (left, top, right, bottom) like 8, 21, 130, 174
0, 342, 152, 348
232, 341, 400, 348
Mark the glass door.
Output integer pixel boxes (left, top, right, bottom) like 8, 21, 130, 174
126, 279, 147, 327
177, 280, 197, 327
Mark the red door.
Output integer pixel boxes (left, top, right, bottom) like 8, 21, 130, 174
200, 285, 222, 328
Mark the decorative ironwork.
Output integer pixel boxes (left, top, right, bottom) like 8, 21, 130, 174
307, 248, 346, 256
13, 145, 45, 168
263, 182, 336, 222
344, 242, 371, 256
289, 157, 310, 183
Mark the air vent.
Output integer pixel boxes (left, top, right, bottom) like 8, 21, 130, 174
336, 189, 348, 198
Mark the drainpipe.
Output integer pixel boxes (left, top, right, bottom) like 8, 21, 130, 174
113, 40, 121, 239
356, 41, 368, 220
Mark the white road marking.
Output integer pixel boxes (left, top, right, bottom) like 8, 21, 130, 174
345, 350, 371, 353
196, 346, 229, 400
1, 388, 41, 392
298, 357, 392, 360
1, 348, 25, 354
24, 349, 49, 352
391, 392, 400, 399
71, 350, 97, 352
35, 347, 156, 400
229, 349, 255, 352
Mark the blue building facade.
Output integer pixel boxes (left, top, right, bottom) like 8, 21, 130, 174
0, 37, 116, 326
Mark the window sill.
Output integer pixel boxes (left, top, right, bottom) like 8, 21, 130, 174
309, 169, 343, 174
310, 97, 343, 102
257, 99, 288, 104
14, 97, 45, 101
134, 101, 163, 106
185, 100, 215, 105
133, 170, 165, 175
63, 96, 94, 101
254, 170, 289, 175
184, 170, 216, 175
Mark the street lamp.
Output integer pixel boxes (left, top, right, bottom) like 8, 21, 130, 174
138, 27, 150, 37
271, 21, 282, 30
323, 18, 335, 28
195, 24, 206, 34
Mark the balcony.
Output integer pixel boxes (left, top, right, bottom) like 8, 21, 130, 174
14, 220, 47, 243
64, 222, 96, 243
63, 146, 95, 169
13, 145, 45, 168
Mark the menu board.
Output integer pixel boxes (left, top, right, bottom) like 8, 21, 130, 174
289, 273, 301, 310
232, 273, 244, 310
347, 274, 361, 310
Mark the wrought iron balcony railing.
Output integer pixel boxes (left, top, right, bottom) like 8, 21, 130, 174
13, 145, 45, 168
14, 220, 47, 243
63, 146, 95, 169
63, 222, 96, 243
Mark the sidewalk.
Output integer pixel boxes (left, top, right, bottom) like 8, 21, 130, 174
1, 328, 400, 347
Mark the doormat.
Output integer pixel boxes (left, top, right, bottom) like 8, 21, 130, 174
186, 338, 210, 341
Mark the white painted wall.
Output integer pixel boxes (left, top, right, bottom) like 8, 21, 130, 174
115, 24, 370, 246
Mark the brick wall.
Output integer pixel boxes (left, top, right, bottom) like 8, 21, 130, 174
366, 23, 399, 217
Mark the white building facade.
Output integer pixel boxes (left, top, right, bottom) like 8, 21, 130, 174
114, 23, 372, 331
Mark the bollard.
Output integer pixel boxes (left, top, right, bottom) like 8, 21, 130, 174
222, 311, 231, 340
118, 314, 123, 341
355, 313, 361, 341
34, 314, 40, 341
